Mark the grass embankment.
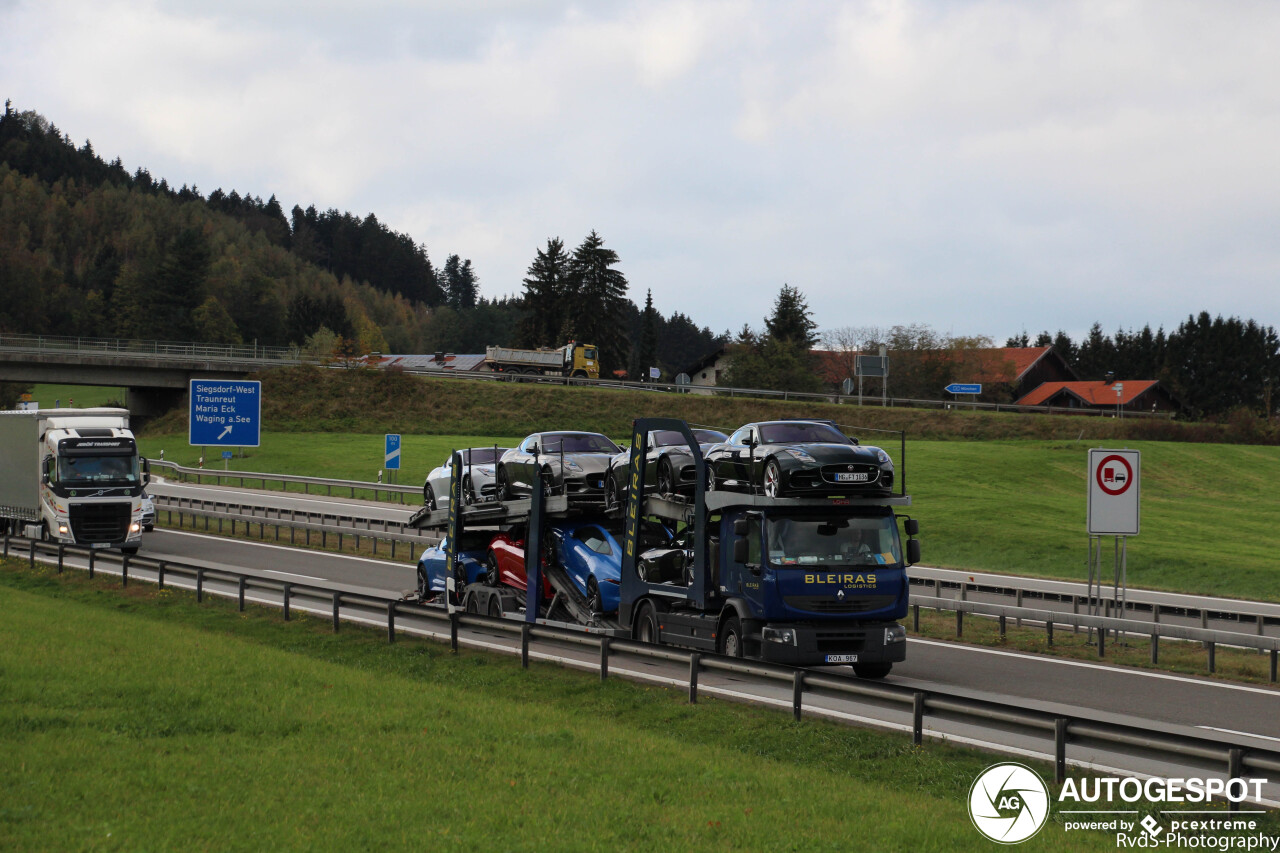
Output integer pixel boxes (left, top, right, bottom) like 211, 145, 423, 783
140, 431, 1280, 603
144, 365, 1266, 444
0, 562, 1127, 852
27, 383, 126, 408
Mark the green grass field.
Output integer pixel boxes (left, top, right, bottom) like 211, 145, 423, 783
27, 383, 126, 408
0, 563, 1130, 852
139, 431, 1280, 602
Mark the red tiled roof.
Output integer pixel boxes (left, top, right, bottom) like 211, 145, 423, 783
1017, 380, 1159, 407
808, 345, 1057, 385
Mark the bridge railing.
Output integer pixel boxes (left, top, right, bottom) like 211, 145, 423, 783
0, 332, 301, 364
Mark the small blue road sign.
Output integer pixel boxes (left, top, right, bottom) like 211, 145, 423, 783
222, 451, 232, 460
385, 434, 402, 470
945, 383, 982, 395
189, 380, 261, 447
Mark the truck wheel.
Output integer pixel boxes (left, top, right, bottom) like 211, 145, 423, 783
633, 602, 659, 644
485, 550, 500, 587
488, 595, 503, 617
122, 546, 140, 556
571, 370, 587, 379
853, 662, 892, 679
762, 459, 782, 498
424, 485, 437, 512
465, 593, 479, 613
719, 616, 744, 658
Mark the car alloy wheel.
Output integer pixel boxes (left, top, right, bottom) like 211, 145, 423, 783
763, 460, 782, 498
657, 458, 675, 496
495, 465, 509, 501
587, 576, 602, 613
424, 485, 437, 512
486, 550, 500, 587
463, 476, 475, 506
604, 471, 619, 512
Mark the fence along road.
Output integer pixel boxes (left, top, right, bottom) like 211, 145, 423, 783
14, 532, 1280, 808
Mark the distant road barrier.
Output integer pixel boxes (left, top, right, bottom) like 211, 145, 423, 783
149, 460, 419, 503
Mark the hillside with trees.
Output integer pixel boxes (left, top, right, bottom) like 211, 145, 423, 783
0, 100, 723, 374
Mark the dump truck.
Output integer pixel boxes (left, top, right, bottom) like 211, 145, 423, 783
0, 408, 149, 553
484, 342, 599, 379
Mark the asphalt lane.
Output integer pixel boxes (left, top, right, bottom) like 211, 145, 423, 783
135, 527, 1280, 745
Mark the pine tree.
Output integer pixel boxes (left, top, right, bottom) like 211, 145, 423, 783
516, 237, 570, 348
636, 289, 658, 380
763, 284, 818, 348
565, 231, 630, 374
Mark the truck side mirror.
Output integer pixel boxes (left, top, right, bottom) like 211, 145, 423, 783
733, 537, 749, 564
907, 539, 921, 566
904, 518, 919, 537
142, 458, 151, 485
733, 518, 748, 536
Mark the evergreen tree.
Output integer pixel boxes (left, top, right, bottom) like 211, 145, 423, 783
516, 238, 570, 347
636, 289, 658, 379
764, 283, 818, 348
565, 231, 630, 374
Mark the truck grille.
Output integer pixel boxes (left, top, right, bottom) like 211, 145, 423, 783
814, 631, 866, 653
784, 595, 895, 614
68, 502, 131, 544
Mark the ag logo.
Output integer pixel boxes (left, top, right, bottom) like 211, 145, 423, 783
968, 762, 1050, 844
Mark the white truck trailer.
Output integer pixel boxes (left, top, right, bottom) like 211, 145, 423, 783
0, 408, 149, 554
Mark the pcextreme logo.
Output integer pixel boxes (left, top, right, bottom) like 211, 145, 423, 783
969, 762, 1051, 844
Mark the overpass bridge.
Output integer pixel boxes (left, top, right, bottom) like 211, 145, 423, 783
0, 333, 302, 419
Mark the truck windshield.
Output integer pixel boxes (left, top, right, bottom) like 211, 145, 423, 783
766, 516, 901, 568
57, 455, 140, 485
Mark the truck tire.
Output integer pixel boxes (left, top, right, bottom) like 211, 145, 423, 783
488, 595, 502, 617
121, 546, 140, 556
633, 602, 659, 645
719, 615, 744, 658
465, 593, 479, 613
853, 662, 892, 680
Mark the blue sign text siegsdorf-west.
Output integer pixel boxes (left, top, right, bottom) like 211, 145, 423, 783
945, 383, 983, 395
384, 434, 402, 470
189, 380, 261, 447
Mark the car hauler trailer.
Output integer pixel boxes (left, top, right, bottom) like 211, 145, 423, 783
408, 418, 919, 677
0, 408, 149, 554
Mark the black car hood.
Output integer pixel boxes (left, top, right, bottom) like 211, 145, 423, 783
774, 442, 886, 464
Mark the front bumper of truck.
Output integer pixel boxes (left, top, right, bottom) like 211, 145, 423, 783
755, 620, 907, 667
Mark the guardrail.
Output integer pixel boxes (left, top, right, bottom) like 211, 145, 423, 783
0, 332, 300, 364
149, 460, 419, 502
911, 595, 1280, 681
152, 499, 430, 561
8, 533, 1277, 806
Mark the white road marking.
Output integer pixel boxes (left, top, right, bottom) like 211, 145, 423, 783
262, 570, 327, 582
1196, 726, 1280, 744
156, 528, 419, 568
907, 637, 1280, 696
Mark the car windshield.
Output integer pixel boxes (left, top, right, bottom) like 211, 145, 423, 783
542, 433, 619, 454
758, 422, 852, 445
765, 516, 901, 567
650, 429, 727, 449
57, 454, 140, 485
465, 448, 505, 465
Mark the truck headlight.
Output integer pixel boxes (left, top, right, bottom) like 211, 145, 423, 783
130, 523, 141, 533
762, 626, 797, 646
58, 524, 69, 535
884, 625, 906, 645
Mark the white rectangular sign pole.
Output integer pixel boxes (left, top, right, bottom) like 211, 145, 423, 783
1087, 448, 1141, 643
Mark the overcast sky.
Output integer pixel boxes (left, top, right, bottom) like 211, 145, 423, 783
4, 1, 1279, 343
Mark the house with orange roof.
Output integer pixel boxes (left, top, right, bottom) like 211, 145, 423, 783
1016, 379, 1182, 414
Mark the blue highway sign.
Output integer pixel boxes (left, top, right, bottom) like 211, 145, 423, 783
385, 434, 402, 470
945, 383, 982, 395
189, 380, 261, 447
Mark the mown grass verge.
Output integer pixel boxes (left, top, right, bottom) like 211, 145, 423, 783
0, 560, 1133, 852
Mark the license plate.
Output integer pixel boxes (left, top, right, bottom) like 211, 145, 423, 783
825, 654, 858, 663
835, 472, 870, 482
90, 542, 112, 549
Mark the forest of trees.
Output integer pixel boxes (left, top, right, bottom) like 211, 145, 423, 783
0, 100, 723, 375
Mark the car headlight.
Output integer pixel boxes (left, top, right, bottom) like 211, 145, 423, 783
884, 625, 906, 645
783, 448, 816, 463
475, 466, 495, 475
562, 460, 582, 472
876, 450, 892, 465
762, 626, 798, 645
